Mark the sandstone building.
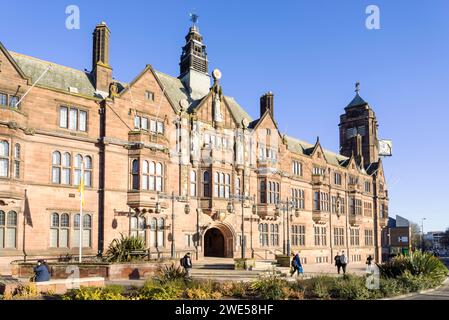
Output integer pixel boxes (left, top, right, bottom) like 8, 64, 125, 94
0, 21, 389, 269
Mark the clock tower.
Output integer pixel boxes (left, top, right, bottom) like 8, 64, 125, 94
339, 83, 379, 166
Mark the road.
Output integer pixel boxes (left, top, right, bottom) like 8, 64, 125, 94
394, 257, 449, 300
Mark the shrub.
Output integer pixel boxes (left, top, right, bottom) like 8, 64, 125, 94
214, 281, 248, 298
305, 276, 337, 299
63, 285, 127, 300
330, 275, 371, 300
138, 279, 183, 300
104, 234, 146, 263
155, 263, 186, 283
379, 251, 448, 284
250, 276, 289, 300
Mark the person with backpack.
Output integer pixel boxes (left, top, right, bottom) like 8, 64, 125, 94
340, 251, 348, 274
181, 252, 193, 278
334, 251, 342, 274
290, 252, 303, 277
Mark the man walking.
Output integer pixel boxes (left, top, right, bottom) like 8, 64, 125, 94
181, 252, 193, 278
334, 251, 342, 274
340, 251, 348, 275
290, 252, 303, 277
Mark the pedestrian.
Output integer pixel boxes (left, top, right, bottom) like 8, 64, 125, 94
340, 251, 348, 275
366, 255, 373, 266
334, 251, 342, 274
33, 259, 51, 282
181, 252, 193, 278
290, 252, 303, 277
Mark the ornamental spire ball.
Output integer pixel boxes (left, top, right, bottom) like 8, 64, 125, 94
212, 69, 222, 81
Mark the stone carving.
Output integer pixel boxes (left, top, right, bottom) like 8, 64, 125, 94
109, 82, 118, 98
213, 87, 223, 123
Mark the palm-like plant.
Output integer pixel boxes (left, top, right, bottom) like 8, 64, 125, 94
379, 251, 448, 283
105, 234, 146, 263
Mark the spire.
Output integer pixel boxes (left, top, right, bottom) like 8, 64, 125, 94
346, 81, 367, 109
179, 14, 211, 99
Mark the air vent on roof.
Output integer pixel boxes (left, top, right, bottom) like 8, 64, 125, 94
68, 87, 79, 94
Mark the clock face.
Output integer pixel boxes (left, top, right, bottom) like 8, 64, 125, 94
378, 140, 393, 156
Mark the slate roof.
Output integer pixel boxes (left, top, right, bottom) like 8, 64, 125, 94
10, 52, 97, 98
284, 135, 349, 167
346, 92, 368, 109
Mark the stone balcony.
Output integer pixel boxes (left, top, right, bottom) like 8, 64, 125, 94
312, 210, 329, 224
312, 174, 327, 186
127, 191, 162, 212
349, 214, 363, 226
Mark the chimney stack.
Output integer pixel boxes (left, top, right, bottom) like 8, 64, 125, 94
92, 21, 112, 95
260, 92, 274, 118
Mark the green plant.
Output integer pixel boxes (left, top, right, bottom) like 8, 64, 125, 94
63, 285, 127, 300
305, 276, 336, 299
330, 275, 371, 300
250, 276, 289, 300
104, 234, 146, 263
378, 251, 448, 284
155, 263, 186, 283
214, 281, 248, 298
138, 279, 183, 300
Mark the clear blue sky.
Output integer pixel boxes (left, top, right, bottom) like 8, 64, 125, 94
1, 0, 448, 232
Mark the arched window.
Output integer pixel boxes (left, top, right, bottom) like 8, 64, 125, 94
73, 214, 92, 248
50, 213, 69, 248
130, 216, 146, 241
131, 159, 139, 190
142, 161, 149, 190
149, 218, 157, 247
190, 170, 197, 197
61, 152, 71, 185
157, 218, 165, 247
74, 154, 83, 186
0, 141, 9, 178
84, 156, 92, 187
203, 171, 210, 197
13, 144, 20, 179
1, 211, 17, 248
52, 151, 61, 183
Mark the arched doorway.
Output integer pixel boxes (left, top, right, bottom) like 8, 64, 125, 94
204, 228, 225, 257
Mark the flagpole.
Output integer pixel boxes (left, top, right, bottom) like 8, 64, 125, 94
79, 160, 84, 263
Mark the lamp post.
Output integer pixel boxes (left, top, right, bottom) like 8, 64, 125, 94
155, 191, 190, 259
421, 218, 426, 251
227, 193, 255, 259
276, 198, 298, 255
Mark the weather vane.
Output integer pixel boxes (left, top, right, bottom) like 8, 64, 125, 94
190, 13, 199, 26
355, 81, 360, 94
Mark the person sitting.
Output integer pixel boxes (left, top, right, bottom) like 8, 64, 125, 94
33, 259, 51, 282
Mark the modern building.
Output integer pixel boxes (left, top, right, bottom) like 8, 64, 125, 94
381, 215, 411, 260
0, 20, 389, 271
424, 231, 447, 251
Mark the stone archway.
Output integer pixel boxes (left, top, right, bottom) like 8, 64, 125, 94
203, 223, 235, 258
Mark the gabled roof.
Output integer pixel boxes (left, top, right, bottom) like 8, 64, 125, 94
10, 52, 97, 98
153, 70, 190, 113
284, 135, 349, 168
223, 96, 253, 124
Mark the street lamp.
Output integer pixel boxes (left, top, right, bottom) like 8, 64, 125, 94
155, 191, 189, 259
251, 200, 257, 259
421, 218, 426, 251
278, 198, 295, 255
229, 193, 255, 259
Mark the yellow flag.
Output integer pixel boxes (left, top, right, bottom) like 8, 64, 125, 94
78, 174, 85, 206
